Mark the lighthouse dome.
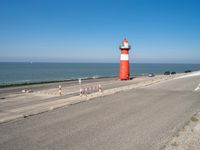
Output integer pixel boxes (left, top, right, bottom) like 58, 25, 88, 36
120, 38, 131, 49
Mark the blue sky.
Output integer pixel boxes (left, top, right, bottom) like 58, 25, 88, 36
0, 0, 200, 63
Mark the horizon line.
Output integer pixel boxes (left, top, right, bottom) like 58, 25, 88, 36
0, 61, 200, 65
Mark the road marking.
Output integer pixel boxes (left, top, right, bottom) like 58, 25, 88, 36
194, 83, 200, 92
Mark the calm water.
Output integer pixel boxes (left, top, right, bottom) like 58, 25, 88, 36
0, 62, 200, 85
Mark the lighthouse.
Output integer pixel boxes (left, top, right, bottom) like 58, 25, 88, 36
119, 38, 131, 80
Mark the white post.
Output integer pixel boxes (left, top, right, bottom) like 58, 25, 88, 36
98, 84, 102, 92
59, 85, 62, 96
79, 78, 82, 96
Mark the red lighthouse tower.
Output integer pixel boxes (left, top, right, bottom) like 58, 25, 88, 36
119, 38, 131, 80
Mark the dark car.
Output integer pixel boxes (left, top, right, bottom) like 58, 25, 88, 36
185, 70, 191, 73
164, 71, 170, 75
171, 71, 176, 75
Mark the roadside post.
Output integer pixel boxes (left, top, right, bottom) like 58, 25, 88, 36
98, 84, 102, 93
79, 78, 82, 96
59, 85, 62, 96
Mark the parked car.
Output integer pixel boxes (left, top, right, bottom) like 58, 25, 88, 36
185, 70, 191, 73
171, 71, 176, 75
148, 73, 155, 77
164, 71, 170, 75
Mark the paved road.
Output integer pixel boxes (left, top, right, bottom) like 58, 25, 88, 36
0, 75, 199, 150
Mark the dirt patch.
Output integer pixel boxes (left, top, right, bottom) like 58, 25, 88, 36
191, 116, 199, 122
171, 142, 179, 147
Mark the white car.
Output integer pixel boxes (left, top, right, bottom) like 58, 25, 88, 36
148, 73, 155, 77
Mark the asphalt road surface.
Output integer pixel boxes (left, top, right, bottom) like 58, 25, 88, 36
0, 75, 200, 150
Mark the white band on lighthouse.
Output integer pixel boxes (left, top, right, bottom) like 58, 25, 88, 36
120, 54, 129, 60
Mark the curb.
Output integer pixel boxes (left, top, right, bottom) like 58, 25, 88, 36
0, 114, 23, 124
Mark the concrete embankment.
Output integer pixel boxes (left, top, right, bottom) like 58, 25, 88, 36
0, 74, 183, 124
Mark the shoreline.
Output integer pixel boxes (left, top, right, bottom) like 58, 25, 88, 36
0, 75, 119, 88
0, 74, 152, 89
1, 63, 200, 88
1, 70, 199, 95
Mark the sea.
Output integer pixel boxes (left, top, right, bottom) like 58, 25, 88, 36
0, 62, 200, 86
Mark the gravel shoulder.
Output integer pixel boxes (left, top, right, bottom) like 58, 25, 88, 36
165, 112, 200, 150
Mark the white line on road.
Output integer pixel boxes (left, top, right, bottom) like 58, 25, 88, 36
194, 83, 200, 92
